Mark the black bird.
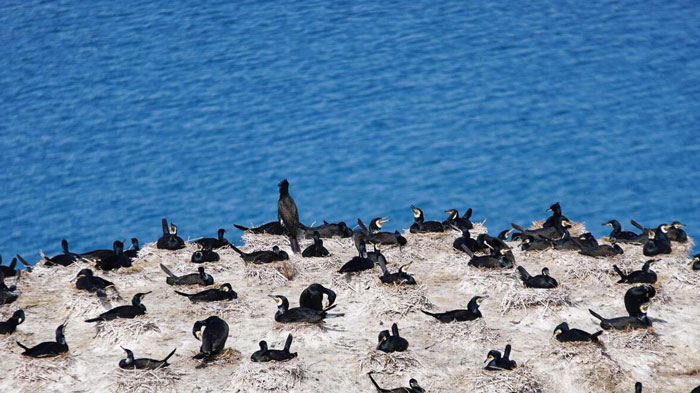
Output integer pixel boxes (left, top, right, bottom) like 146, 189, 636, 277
485, 344, 517, 371
251, 334, 298, 362
302, 231, 330, 257
299, 284, 336, 311
0, 271, 20, 305
278, 179, 302, 254
453, 228, 480, 254
443, 208, 473, 231
16, 322, 68, 358
234, 221, 286, 235
0, 256, 19, 277
520, 235, 552, 251
14, 254, 33, 272
604, 220, 644, 243
175, 283, 237, 302
466, 247, 514, 269
0, 310, 25, 334
124, 238, 140, 259
230, 245, 289, 264
160, 264, 214, 286
543, 202, 569, 228
85, 292, 150, 322
421, 296, 485, 322
364, 217, 406, 246
195, 228, 230, 249
553, 232, 594, 251
368, 373, 425, 393
379, 258, 416, 285
191, 245, 220, 263
476, 234, 513, 258
613, 261, 657, 284
192, 316, 229, 359
73, 268, 114, 298
635, 382, 642, 393
624, 285, 655, 317
579, 242, 624, 257
42, 239, 80, 266
156, 218, 185, 250
377, 323, 409, 353
691, 254, 700, 270
588, 307, 652, 330
667, 221, 688, 242
553, 322, 602, 343
517, 266, 558, 288
303, 221, 353, 238
497, 229, 513, 241
96, 241, 132, 271
338, 240, 374, 273
643, 225, 672, 256
409, 205, 444, 233
119, 347, 176, 370
270, 295, 342, 324
511, 218, 570, 241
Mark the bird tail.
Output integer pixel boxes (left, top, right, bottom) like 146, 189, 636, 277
229, 244, 244, 255
162, 348, 177, 363
421, 310, 437, 318
15, 254, 33, 272
630, 219, 645, 231
517, 266, 531, 282
161, 218, 169, 235
459, 244, 475, 257
284, 334, 293, 352
96, 289, 107, 298
591, 331, 603, 341
289, 235, 300, 254
368, 373, 382, 392
323, 304, 338, 312
16, 341, 28, 350
174, 290, 191, 297
588, 309, 604, 321
85, 317, 102, 323
612, 265, 626, 282
233, 224, 249, 231
325, 312, 345, 318
160, 263, 176, 277
511, 223, 528, 233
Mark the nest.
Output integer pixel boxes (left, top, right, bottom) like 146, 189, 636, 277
360, 284, 432, 318
187, 297, 255, 320
12, 354, 77, 384
359, 349, 422, 373
111, 367, 183, 393
423, 319, 501, 350
93, 319, 161, 344
232, 360, 306, 392
530, 220, 586, 236
547, 343, 627, 391
243, 263, 292, 286
602, 329, 662, 353
500, 284, 574, 316
193, 348, 242, 369
465, 367, 544, 393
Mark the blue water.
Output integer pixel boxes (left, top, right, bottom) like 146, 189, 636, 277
2, 0, 700, 262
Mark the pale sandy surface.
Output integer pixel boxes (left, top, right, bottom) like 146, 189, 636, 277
1, 223, 698, 393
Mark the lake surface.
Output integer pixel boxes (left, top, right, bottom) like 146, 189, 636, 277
1, 0, 699, 261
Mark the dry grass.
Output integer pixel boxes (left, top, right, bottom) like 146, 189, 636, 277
602, 329, 662, 353
193, 348, 242, 369
546, 343, 627, 392
423, 319, 502, 349
232, 360, 306, 392
111, 367, 183, 393
243, 263, 290, 286
361, 284, 432, 318
92, 319, 161, 344
12, 354, 78, 384
465, 367, 544, 393
359, 348, 422, 373
499, 283, 575, 316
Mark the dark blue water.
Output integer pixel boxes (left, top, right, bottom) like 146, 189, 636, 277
2, 0, 699, 261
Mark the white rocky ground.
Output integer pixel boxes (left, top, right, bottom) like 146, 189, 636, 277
1, 222, 697, 393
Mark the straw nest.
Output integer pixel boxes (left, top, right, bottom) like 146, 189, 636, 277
243, 261, 295, 286
12, 354, 78, 384
359, 348, 423, 373
111, 367, 184, 393
92, 319, 161, 344
500, 283, 575, 316
601, 328, 663, 353
232, 360, 306, 392
422, 318, 502, 350
360, 284, 432, 318
465, 367, 544, 393
546, 342, 627, 392
192, 348, 242, 369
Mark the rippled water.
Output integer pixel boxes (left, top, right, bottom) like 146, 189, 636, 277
1, 0, 699, 261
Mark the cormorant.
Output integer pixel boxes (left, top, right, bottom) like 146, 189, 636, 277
302, 231, 330, 257
517, 266, 558, 288
195, 228, 230, 249
0, 271, 20, 305
643, 225, 672, 256
667, 221, 687, 242
379, 260, 416, 286
119, 347, 176, 370
604, 220, 643, 243
421, 296, 485, 322
16, 322, 68, 358
0, 256, 19, 277
192, 316, 229, 359
303, 221, 353, 238
377, 323, 409, 353
613, 261, 657, 284
520, 235, 552, 251
466, 247, 514, 269
175, 283, 237, 302
579, 242, 624, 257
270, 295, 342, 323
588, 307, 651, 330
511, 218, 570, 241
85, 292, 150, 322
0, 310, 24, 334
368, 373, 425, 393
443, 208, 473, 231
160, 264, 214, 286
453, 228, 480, 254
73, 268, 114, 297
409, 205, 444, 233
485, 344, 517, 370
299, 284, 336, 311
553, 322, 602, 342
278, 179, 302, 254
251, 334, 298, 362
95, 241, 132, 271
41, 239, 80, 266
234, 221, 285, 235
624, 285, 655, 317
230, 245, 289, 264
124, 238, 140, 259
543, 202, 569, 228
191, 245, 220, 263
338, 239, 374, 273
156, 219, 185, 250
691, 254, 700, 270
